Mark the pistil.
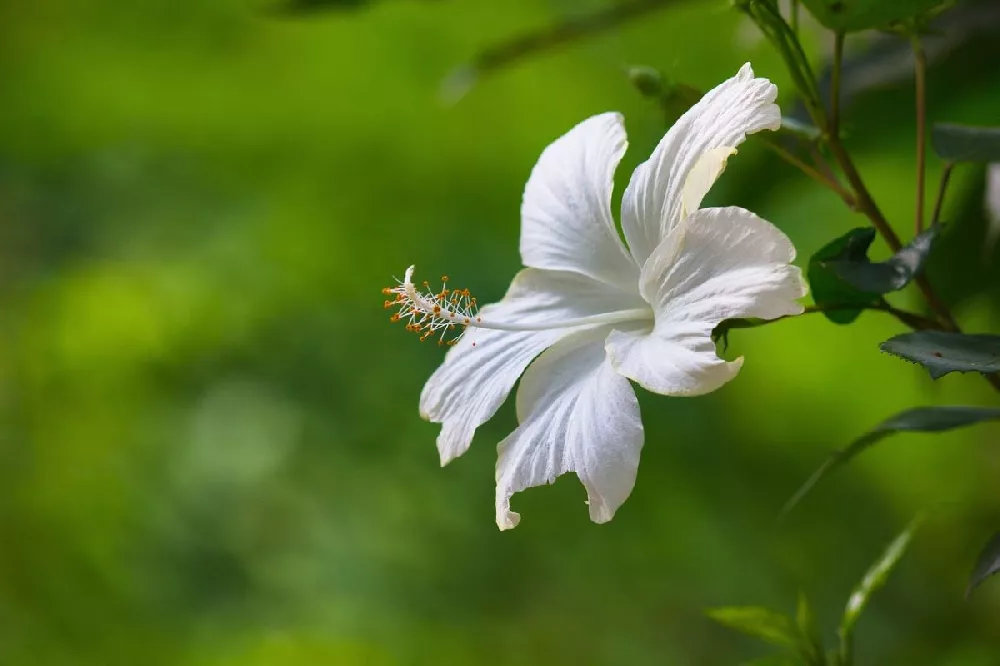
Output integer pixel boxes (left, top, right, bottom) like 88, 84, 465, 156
383, 265, 650, 346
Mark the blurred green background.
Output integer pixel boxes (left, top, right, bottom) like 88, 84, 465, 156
1, 0, 999, 664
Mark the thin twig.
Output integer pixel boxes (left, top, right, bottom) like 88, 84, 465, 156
826, 31, 901, 248
719, 302, 942, 338
913, 36, 928, 235
830, 32, 845, 141
930, 163, 954, 227
826, 140, 904, 250
875, 298, 944, 331
822, 31, 960, 335
762, 140, 857, 206
830, 134, 959, 332
464, 0, 677, 78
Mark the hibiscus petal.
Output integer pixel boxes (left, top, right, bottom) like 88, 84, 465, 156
607, 206, 806, 396
420, 269, 645, 465
680, 146, 737, 220
496, 326, 644, 530
521, 112, 640, 291
621, 63, 781, 266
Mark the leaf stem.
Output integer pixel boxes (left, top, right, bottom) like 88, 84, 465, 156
913, 36, 928, 235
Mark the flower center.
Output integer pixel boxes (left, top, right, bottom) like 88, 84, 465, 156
383, 266, 650, 346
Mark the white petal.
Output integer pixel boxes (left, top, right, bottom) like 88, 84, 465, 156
621, 63, 781, 266
680, 146, 737, 220
520, 113, 640, 291
607, 206, 807, 396
986, 163, 1000, 249
496, 326, 643, 530
420, 269, 645, 465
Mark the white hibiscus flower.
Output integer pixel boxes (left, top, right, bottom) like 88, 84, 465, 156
385, 63, 807, 530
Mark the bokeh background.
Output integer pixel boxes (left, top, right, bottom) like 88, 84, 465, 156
1, 0, 999, 664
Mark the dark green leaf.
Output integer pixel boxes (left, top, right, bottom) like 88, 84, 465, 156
799, 0, 949, 32
967, 533, 1000, 597
783, 407, 1000, 517
880, 331, 1000, 379
931, 123, 1000, 163
830, 224, 939, 294
807, 227, 879, 324
706, 607, 799, 650
839, 516, 923, 656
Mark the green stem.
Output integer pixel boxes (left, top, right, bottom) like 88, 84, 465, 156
913, 36, 927, 235
831, 32, 844, 141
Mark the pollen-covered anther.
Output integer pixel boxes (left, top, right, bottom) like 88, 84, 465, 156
382, 265, 480, 347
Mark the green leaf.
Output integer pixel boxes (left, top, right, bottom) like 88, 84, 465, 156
807, 228, 880, 324
931, 123, 1000, 163
795, 591, 825, 665
880, 331, 1000, 379
838, 516, 923, 662
830, 224, 939, 294
782, 406, 1000, 517
706, 607, 799, 650
798, 0, 949, 32
967, 532, 1000, 597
